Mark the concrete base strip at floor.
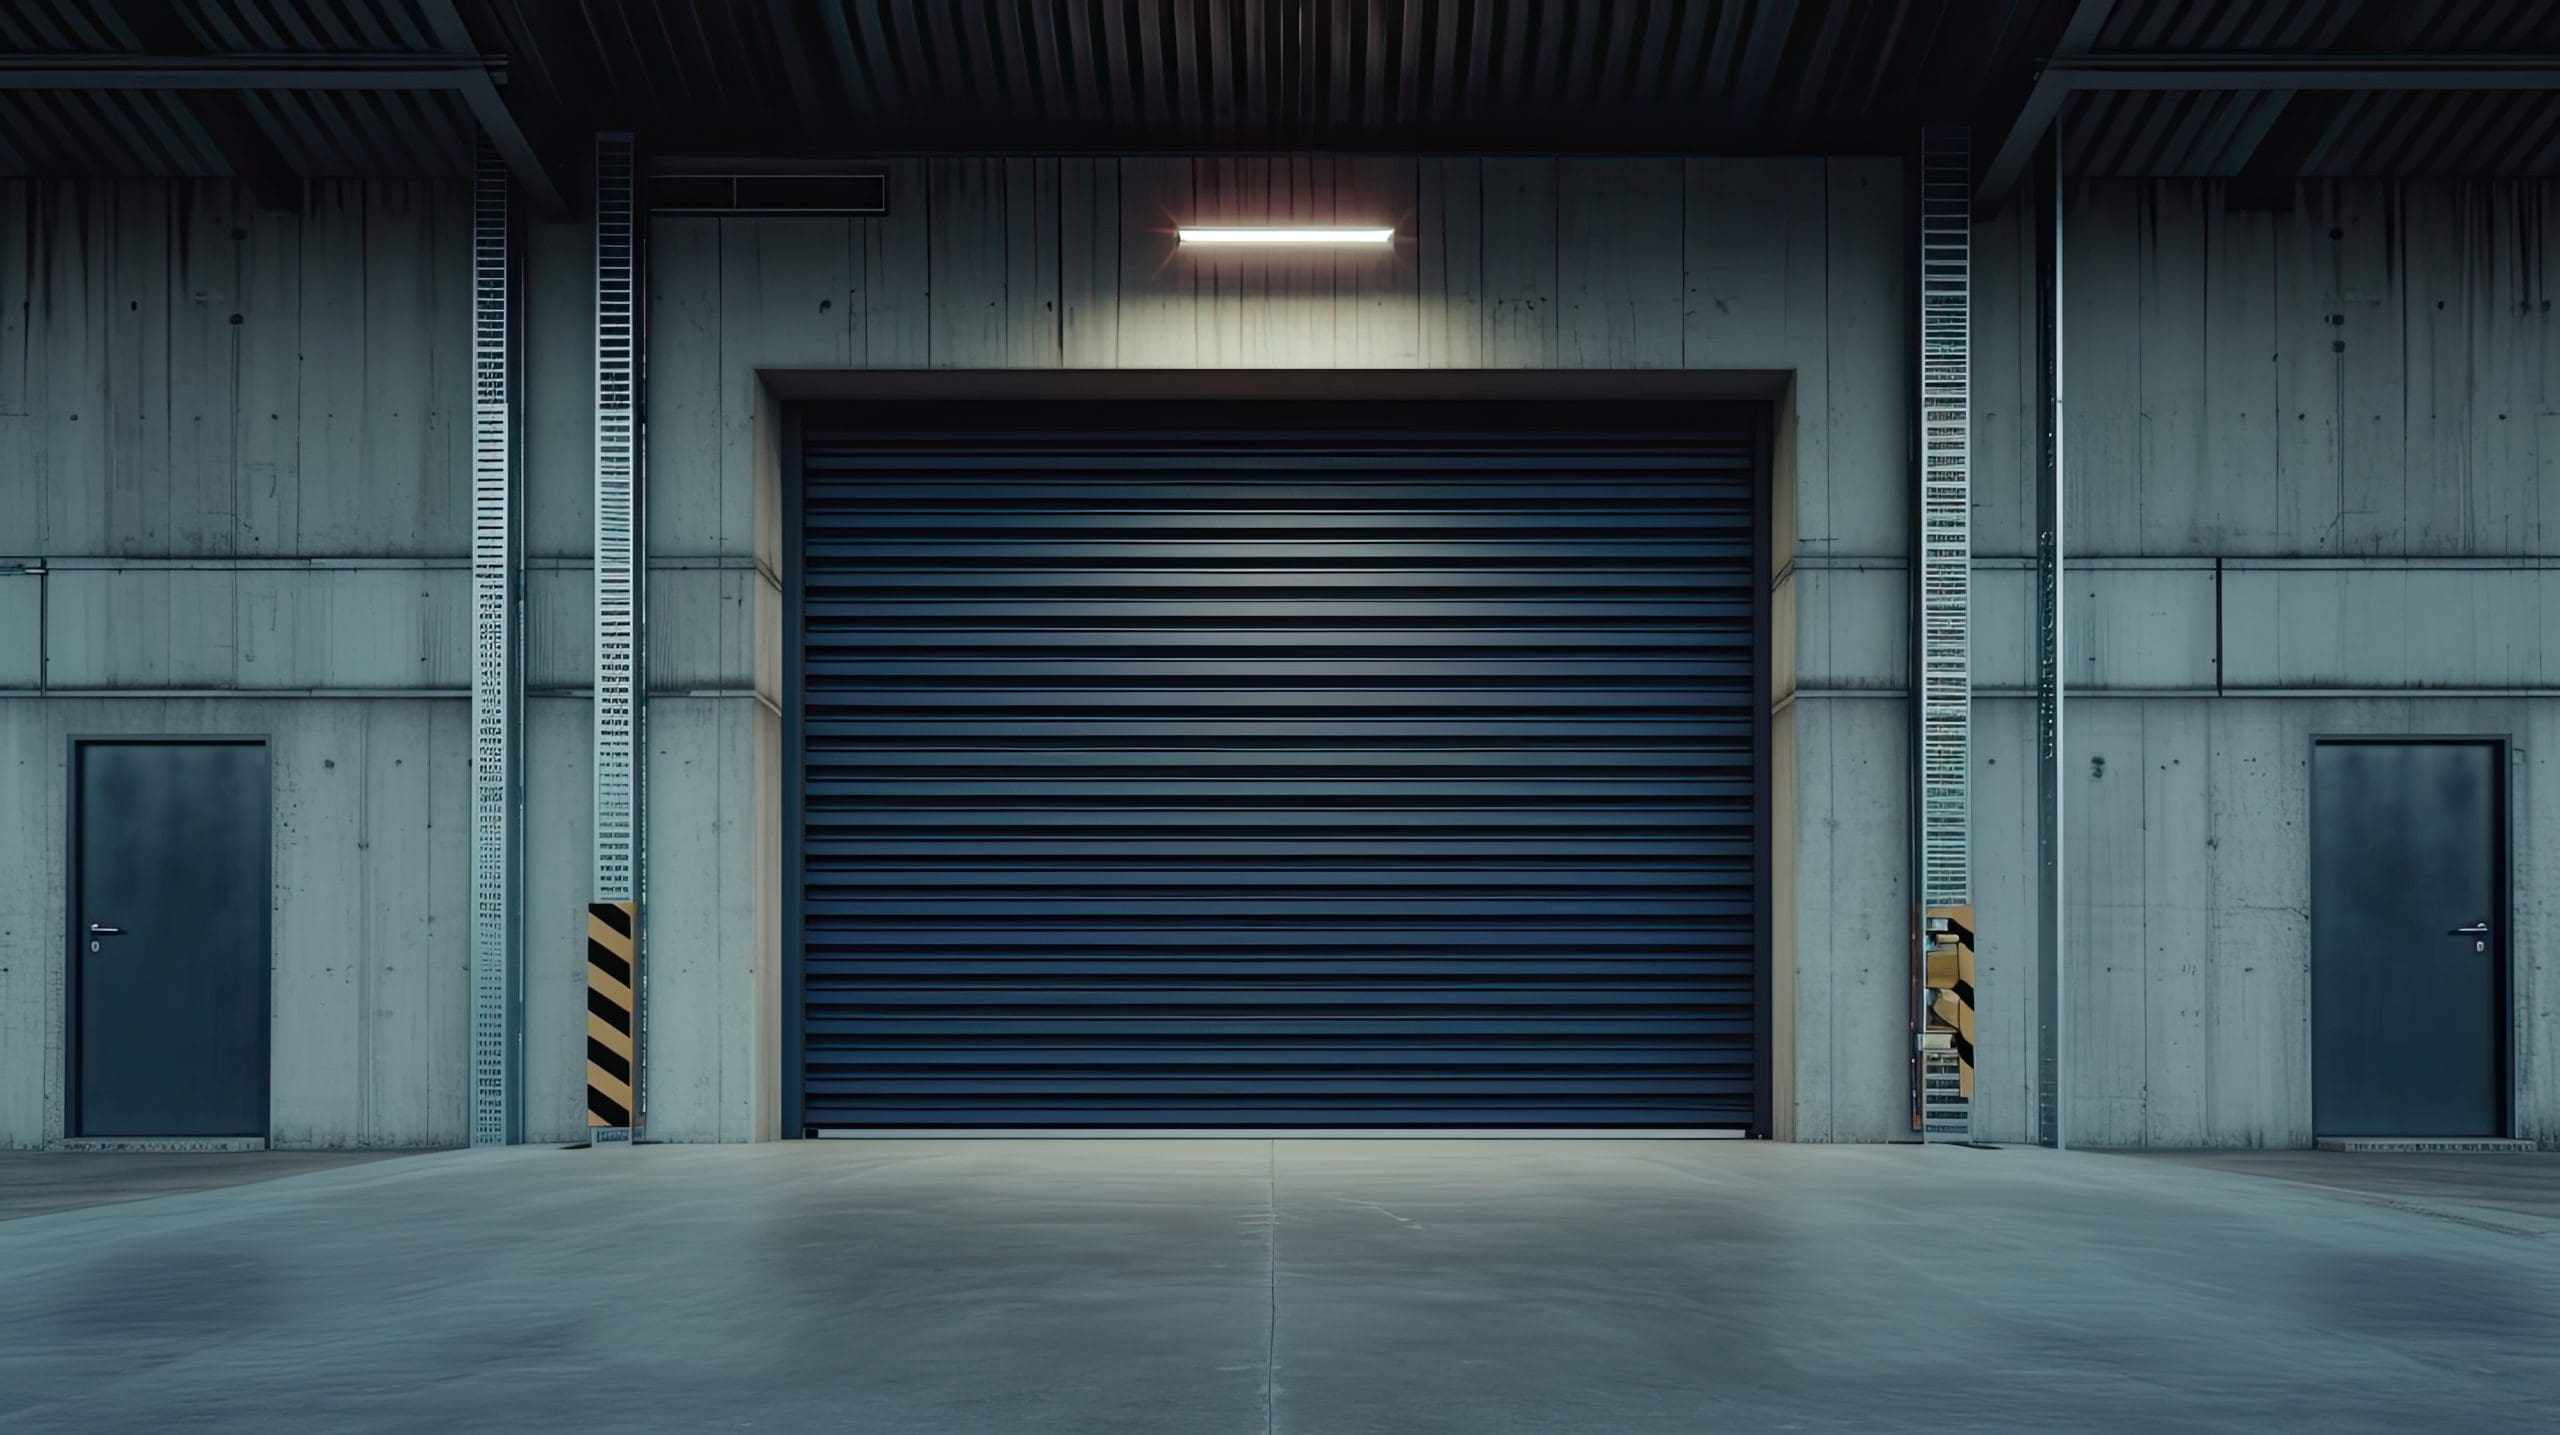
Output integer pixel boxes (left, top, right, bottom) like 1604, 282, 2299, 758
0, 1143, 2552, 1434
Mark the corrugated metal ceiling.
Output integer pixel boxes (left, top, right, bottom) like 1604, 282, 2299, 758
473, 0, 2054, 153
2, 0, 2556, 181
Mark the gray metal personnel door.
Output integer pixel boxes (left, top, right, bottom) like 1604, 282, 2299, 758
72, 740, 272, 1137
796, 400, 1765, 1130
2311, 740, 2507, 1137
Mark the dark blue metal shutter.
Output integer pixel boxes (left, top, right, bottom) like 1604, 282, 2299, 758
799, 401, 1762, 1128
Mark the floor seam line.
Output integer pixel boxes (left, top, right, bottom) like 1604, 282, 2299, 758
1264, 1137, 1278, 1435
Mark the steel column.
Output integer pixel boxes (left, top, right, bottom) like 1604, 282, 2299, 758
2035, 130, 2069, 1151
467, 139, 521, 1147
1914, 127, 1974, 1141
590, 132, 644, 1143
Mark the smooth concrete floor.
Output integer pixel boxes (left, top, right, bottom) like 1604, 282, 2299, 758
0, 1142, 2553, 1434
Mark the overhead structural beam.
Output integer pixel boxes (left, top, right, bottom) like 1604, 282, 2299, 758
1977, 0, 2120, 212
1982, 47, 2560, 203
0, 52, 503, 87
0, 48, 566, 217
446, 72, 567, 218
415, 0, 569, 224
2050, 53, 2560, 90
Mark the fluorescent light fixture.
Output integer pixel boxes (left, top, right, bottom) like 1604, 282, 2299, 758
1178, 226, 1395, 246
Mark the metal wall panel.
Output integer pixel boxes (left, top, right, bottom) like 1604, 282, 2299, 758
797, 400, 1762, 1128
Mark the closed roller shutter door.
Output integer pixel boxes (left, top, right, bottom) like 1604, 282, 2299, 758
798, 400, 1763, 1129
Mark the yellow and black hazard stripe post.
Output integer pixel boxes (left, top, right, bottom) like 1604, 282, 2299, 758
587, 900, 637, 1141
1922, 904, 1976, 1102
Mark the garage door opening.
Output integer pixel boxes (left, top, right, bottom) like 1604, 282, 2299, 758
789, 399, 1768, 1132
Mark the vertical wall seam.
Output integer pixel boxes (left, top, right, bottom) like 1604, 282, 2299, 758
357, 710, 375, 1142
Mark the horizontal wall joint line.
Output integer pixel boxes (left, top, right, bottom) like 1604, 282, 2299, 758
0, 687, 472, 700
528, 555, 757, 571
1974, 687, 2560, 700
1972, 556, 2560, 571
8, 557, 471, 571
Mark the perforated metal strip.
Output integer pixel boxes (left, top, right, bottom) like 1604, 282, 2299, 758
1917, 127, 1973, 1140
593, 132, 641, 905
468, 138, 519, 1147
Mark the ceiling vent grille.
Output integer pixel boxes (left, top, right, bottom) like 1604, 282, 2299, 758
649, 173, 889, 216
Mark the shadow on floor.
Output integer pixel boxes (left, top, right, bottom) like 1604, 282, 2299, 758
2118, 1148, 2560, 1226
0, 1150, 424, 1222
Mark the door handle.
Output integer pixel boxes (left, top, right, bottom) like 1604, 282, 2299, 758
86, 923, 124, 936
2450, 922, 2491, 936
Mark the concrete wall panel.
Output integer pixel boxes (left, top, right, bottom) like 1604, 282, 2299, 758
0, 573, 38, 686
522, 696, 595, 1145
1, 183, 471, 609
1787, 564, 1908, 691
2222, 565, 2560, 690
1819, 160, 1909, 561
524, 213, 595, 561
37, 566, 468, 691
1776, 695, 1911, 1143
640, 698, 761, 1142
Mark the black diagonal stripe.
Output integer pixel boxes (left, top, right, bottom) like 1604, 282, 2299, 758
587, 1036, 632, 1085
588, 1088, 632, 1127
1951, 1032, 1975, 1065
588, 940, 632, 986
587, 985, 632, 1035
1954, 977, 1974, 1006
589, 901, 633, 939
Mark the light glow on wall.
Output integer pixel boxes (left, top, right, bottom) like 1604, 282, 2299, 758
1177, 226, 1396, 246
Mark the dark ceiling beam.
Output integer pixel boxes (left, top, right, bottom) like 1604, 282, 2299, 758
415, 0, 568, 219
108, 0, 300, 212
1977, 0, 2121, 209
0, 53, 501, 87
2048, 54, 2560, 89
1983, 49, 2560, 204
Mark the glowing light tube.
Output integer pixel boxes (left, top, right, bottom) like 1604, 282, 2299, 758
1177, 226, 1395, 246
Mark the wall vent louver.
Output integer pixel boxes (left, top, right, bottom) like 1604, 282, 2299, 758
650, 173, 888, 216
